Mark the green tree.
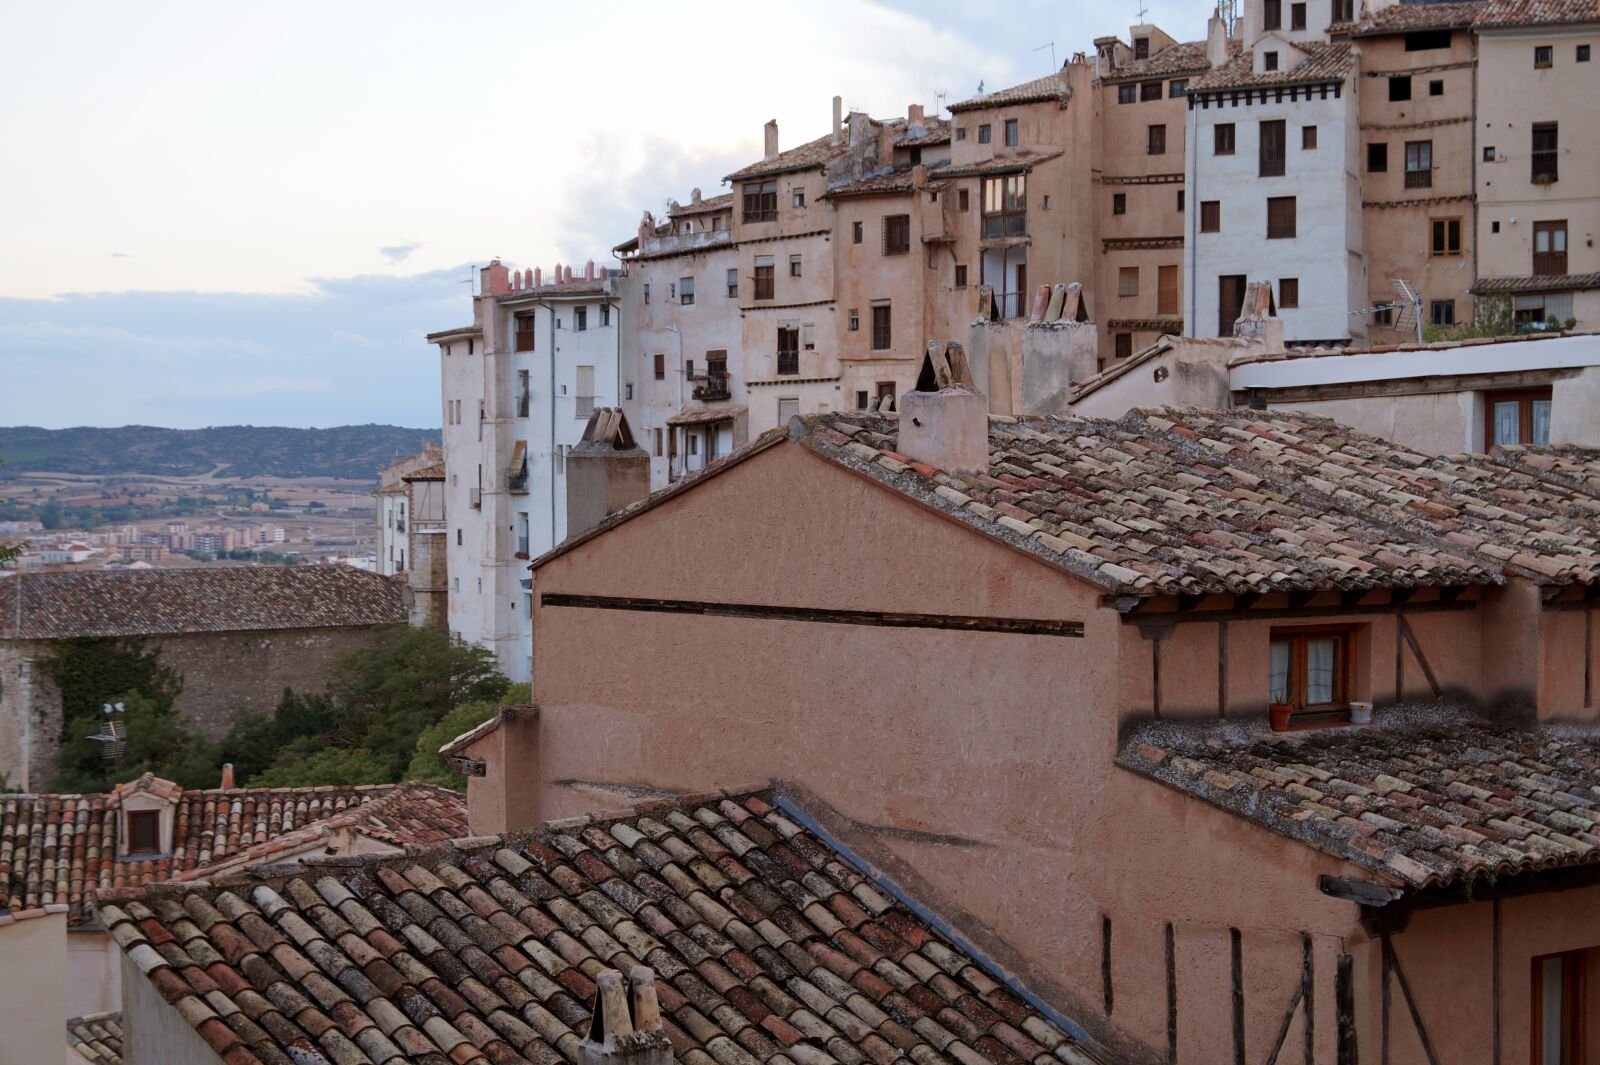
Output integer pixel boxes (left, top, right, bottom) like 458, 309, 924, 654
50, 692, 221, 792
251, 747, 395, 788
404, 682, 530, 787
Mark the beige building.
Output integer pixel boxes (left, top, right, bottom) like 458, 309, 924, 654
1473, 0, 1600, 328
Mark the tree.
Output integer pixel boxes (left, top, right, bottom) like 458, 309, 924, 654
405, 682, 530, 787
251, 747, 395, 788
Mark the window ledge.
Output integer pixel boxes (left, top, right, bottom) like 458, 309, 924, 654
1272, 706, 1358, 733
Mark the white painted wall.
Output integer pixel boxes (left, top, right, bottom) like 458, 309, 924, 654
0, 911, 67, 1065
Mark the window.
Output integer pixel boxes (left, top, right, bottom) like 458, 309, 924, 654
1531, 950, 1586, 1065
981, 175, 1027, 238
777, 322, 799, 375
1134, 36, 1150, 59
1141, 81, 1162, 101
1264, 0, 1282, 29
1430, 299, 1455, 326
978, 123, 992, 143
777, 398, 800, 423
1486, 387, 1553, 446
1579, 44, 1591, 61
653, 353, 664, 380
1404, 29, 1452, 50
1279, 277, 1299, 308
516, 369, 531, 417
1170, 79, 1189, 97
1158, 265, 1179, 315
1302, 125, 1318, 150
679, 277, 695, 305
1534, 220, 1568, 275
1291, 1, 1306, 28
643, 283, 650, 304
1535, 44, 1553, 68
743, 179, 777, 221
882, 214, 911, 255
848, 220, 863, 245
575, 366, 595, 418
1200, 200, 1221, 233
1428, 217, 1462, 257
871, 304, 891, 350
1177, 189, 1185, 211
127, 810, 161, 855
753, 256, 775, 300
958, 188, 970, 212
1373, 302, 1395, 327
514, 313, 535, 352
1493, 219, 1501, 233
653, 429, 663, 457
1404, 140, 1433, 188
726, 268, 738, 297
457, 529, 462, 546
789, 254, 802, 277
601, 305, 611, 326
1148, 124, 1166, 155
1332, 0, 1353, 19
1260, 120, 1287, 178
1113, 193, 1127, 215
574, 307, 587, 331
706, 351, 728, 381
1267, 196, 1297, 239
876, 381, 897, 409
1367, 142, 1388, 172
792, 188, 806, 208
1115, 333, 1133, 358
1429, 79, 1444, 96
1389, 75, 1412, 101
956, 126, 967, 140
848, 309, 860, 331
1264, 51, 1280, 71
1118, 266, 1139, 297
1215, 123, 1236, 155
1004, 119, 1019, 146
856, 390, 869, 410
1269, 628, 1351, 709
955, 264, 968, 287
1118, 84, 1136, 104
1532, 123, 1559, 182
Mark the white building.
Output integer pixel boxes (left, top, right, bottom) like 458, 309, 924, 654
429, 260, 620, 683
374, 444, 440, 577
1184, 17, 1367, 345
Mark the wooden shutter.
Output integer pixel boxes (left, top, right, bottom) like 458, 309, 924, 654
1158, 265, 1179, 315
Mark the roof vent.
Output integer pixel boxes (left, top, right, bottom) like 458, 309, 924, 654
579, 968, 672, 1065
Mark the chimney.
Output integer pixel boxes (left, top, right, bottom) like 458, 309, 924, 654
482, 259, 512, 297
907, 103, 925, 126
578, 968, 671, 1065
565, 409, 650, 539
848, 111, 870, 147
441, 703, 541, 834
763, 119, 779, 160
831, 96, 843, 145
1206, 11, 1230, 67
534, 266, 543, 287
219, 763, 235, 790
585, 260, 595, 281
899, 342, 990, 475
1233, 281, 1285, 349
690, 187, 702, 205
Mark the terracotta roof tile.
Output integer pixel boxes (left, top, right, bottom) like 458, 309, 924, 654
100, 789, 1105, 1065
726, 134, 849, 181
68, 1011, 124, 1064
0, 781, 465, 923
670, 193, 735, 218
792, 407, 1600, 597
1190, 41, 1353, 91
1329, 1, 1481, 34
1475, 0, 1599, 26
0, 567, 406, 640
1471, 272, 1600, 295
1098, 40, 1215, 83
949, 74, 1071, 113
1119, 712, 1600, 890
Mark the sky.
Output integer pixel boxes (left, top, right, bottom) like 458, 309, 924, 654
0, 0, 1209, 429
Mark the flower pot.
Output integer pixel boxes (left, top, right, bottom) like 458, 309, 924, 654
1269, 704, 1295, 731
1349, 701, 1373, 725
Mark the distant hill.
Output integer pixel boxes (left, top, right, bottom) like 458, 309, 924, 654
0, 424, 441, 481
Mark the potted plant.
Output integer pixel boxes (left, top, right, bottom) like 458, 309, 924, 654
1269, 703, 1295, 731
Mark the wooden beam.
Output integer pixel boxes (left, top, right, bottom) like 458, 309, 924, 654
1388, 937, 1441, 1065
1101, 916, 1113, 1016
1177, 594, 1205, 612
1231, 928, 1245, 1065
1336, 955, 1358, 1065
1288, 590, 1316, 609
1302, 935, 1315, 1065
1218, 620, 1229, 719
1399, 615, 1444, 697
1124, 596, 1477, 628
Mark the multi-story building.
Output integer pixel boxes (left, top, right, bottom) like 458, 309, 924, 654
374, 443, 441, 576
1473, 0, 1599, 331
429, 260, 620, 682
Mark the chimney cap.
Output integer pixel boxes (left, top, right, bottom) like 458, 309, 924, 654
580, 968, 671, 1065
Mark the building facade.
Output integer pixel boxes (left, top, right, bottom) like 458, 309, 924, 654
374, 442, 441, 577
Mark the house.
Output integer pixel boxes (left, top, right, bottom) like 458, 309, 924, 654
374, 443, 443, 578
0, 771, 466, 1062
98, 786, 1107, 1065
0, 567, 406, 790
442, 383, 1600, 1060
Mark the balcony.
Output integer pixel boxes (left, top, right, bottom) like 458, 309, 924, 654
1404, 169, 1432, 189
692, 375, 731, 401
516, 392, 530, 418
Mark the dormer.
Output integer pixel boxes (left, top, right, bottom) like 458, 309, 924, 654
1253, 34, 1310, 75
1129, 24, 1179, 61
113, 773, 181, 860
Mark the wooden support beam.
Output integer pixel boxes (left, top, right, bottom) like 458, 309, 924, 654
1231, 928, 1245, 1065
1336, 954, 1358, 1065
1288, 590, 1316, 609
1302, 935, 1315, 1065
1340, 589, 1368, 608
1166, 923, 1178, 1065
1439, 585, 1468, 603
1387, 937, 1441, 1065
1101, 916, 1113, 1016
1177, 594, 1204, 612
1399, 615, 1443, 697
1125, 596, 1477, 628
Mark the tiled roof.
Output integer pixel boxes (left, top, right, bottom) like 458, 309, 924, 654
404, 462, 446, 481
1475, 0, 1599, 25
0, 568, 406, 640
822, 170, 918, 199
1098, 40, 1214, 83
68, 1012, 124, 1064
894, 121, 952, 147
949, 74, 1071, 113
931, 151, 1065, 180
1119, 712, 1600, 891
1233, 327, 1600, 365
0, 780, 466, 923
727, 133, 849, 181
499, 281, 612, 302
1490, 444, 1600, 496
1329, 1, 1481, 35
99, 787, 1103, 1065
1471, 272, 1600, 295
670, 194, 735, 218
1189, 41, 1353, 91
792, 407, 1600, 597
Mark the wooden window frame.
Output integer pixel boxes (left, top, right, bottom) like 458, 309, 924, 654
513, 314, 536, 353
1267, 196, 1297, 239
1534, 44, 1553, 68
1291, 1, 1307, 28
1404, 139, 1433, 188
1118, 84, 1136, 104
652, 353, 665, 380
882, 214, 911, 255
1368, 142, 1388, 172
981, 176, 1027, 238
1141, 81, 1162, 101
1485, 386, 1553, 447
1302, 125, 1318, 150
1118, 266, 1139, 298
1530, 950, 1586, 1065
1259, 119, 1287, 177
1113, 192, 1127, 215
1215, 122, 1236, 155
742, 180, 777, 223
1430, 217, 1463, 258
1533, 219, 1568, 276
1158, 265, 1180, 315
1200, 200, 1221, 233
954, 264, 968, 288
776, 325, 799, 376
1004, 119, 1019, 146
127, 810, 161, 856
1278, 277, 1299, 308
1148, 124, 1167, 155
871, 304, 892, 351
753, 261, 775, 301
1532, 123, 1559, 182
1269, 626, 1355, 711
1114, 333, 1133, 358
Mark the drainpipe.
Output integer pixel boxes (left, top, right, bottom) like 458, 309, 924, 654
543, 297, 557, 550
1469, 30, 1479, 320
1187, 96, 1200, 335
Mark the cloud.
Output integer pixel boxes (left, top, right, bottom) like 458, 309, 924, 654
379, 241, 420, 264
109, 252, 131, 259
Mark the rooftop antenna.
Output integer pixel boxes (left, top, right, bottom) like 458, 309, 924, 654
934, 88, 948, 115
1348, 277, 1424, 343
976, 79, 985, 95
1034, 41, 1057, 71
459, 264, 477, 298
1136, 3, 1149, 20
1219, 0, 1239, 35
89, 702, 127, 764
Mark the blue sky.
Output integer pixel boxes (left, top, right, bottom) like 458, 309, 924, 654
0, 0, 1208, 429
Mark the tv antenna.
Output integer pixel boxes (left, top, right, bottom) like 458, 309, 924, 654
460, 264, 478, 297
1218, 0, 1239, 34
90, 702, 127, 764
1350, 277, 1424, 343
1034, 41, 1057, 71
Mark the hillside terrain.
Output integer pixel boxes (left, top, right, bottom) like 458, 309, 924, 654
0, 424, 439, 481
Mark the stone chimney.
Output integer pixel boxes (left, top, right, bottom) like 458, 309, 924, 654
832, 96, 843, 145
899, 342, 990, 475
907, 103, 925, 126
578, 968, 672, 1065
219, 763, 235, 790
1207, 11, 1230, 67
566, 409, 650, 539
848, 111, 871, 147
764, 119, 779, 160
690, 187, 702, 205
482, 259, 512, 297
1021, 282, 1099, 413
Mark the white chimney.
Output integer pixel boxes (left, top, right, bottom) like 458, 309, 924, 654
832, 96, 843, 145
898, 342, 990, 475
1207, 12, 1230, 67
764, 119, 779, 160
